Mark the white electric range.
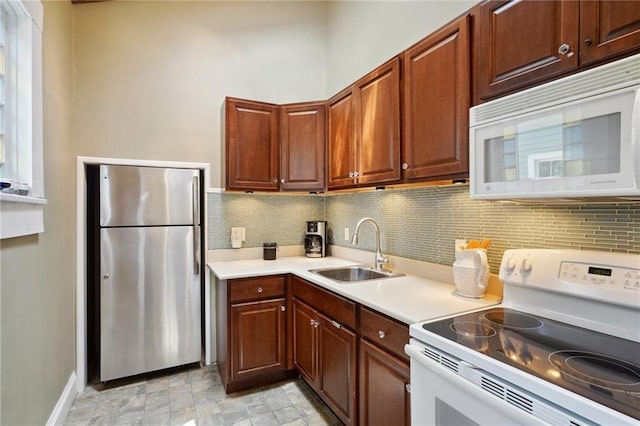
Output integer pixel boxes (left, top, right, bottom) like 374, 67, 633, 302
405, 249, 640, 425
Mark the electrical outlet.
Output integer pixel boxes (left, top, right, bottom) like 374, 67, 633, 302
344, 227, 350, 241
231, 227, 246, 241
230, 227, 246, 249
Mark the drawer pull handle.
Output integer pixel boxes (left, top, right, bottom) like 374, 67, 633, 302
331, 320, 341, 329
378, 330, 387, 339
257, 287, 263, 293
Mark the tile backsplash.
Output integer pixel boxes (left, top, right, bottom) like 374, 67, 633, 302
207, 191, 324, 249
208, 185, 639, 272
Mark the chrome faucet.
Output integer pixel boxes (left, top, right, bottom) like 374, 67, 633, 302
351, 217, 389, 271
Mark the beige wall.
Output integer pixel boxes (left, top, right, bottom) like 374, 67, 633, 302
0, 2, 494, 422
326, 1, 475, 93
73, 1, 328, 188
0, 1, 75, 424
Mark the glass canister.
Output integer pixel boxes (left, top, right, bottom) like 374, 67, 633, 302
263, 242, 277, 260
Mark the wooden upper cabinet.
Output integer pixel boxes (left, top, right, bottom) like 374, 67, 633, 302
327, 88, 357, 189
477, 0, 579, 101
328, 57, 401, 189
225, 97, 279, 191
225, 98, 326, 192
403, 14, 470, 181
280, 102, 326, 191
580, 1, 640, 67
354, 57, 401, 186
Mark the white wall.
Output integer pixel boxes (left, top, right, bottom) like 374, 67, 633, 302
325, 1, 475, 94
73, 1, 328, 188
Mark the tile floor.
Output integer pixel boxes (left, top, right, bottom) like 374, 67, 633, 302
64, 365, 341, 426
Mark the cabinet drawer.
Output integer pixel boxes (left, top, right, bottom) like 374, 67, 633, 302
359, 306, 409, 361
229, 275, 286, 303
292, 276, 356, 329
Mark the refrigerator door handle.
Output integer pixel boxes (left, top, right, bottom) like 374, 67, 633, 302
194, 227, 200, 275
192, 175, 200, 275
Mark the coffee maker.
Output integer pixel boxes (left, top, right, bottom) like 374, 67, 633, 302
304, 221, 326, 258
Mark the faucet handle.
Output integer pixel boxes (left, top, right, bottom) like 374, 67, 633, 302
375, 253, 390, 271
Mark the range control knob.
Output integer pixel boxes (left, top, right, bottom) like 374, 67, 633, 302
503, 257, 517, 273
520, 258, 533, 274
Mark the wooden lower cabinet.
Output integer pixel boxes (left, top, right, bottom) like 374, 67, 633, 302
217, 275, 294, 393
220, 275, 411, 425
359, 306, 411, 425
293, 298, 357, 425
359, 340, 410, 426
230, 298, 286, 381
318, 310, 357, 425
293, 298, 318, 383
292, 276, 357, 426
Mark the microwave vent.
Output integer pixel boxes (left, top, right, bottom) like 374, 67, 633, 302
471, 53, 640, 126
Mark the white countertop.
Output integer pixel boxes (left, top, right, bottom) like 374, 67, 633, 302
207, 256, 501, 325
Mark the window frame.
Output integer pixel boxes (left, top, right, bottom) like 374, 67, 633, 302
0, 0, 44, 240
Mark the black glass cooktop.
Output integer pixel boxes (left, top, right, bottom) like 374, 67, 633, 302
422, 307, 640, 420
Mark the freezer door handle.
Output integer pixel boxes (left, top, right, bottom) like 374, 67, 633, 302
192, 175, 200, 225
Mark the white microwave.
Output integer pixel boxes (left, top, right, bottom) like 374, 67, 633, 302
470, 53, 640, 201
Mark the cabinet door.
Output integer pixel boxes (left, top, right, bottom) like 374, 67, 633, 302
280, 102, 326, 191
477, 0, 579, 101
293, 299, 318, 385
327, 88, 356, 189
230, 298, 286, 381
354, 57, 401, 185
359, 340, 410, 426
403, 15, 470, 181
580, 0, 640, 67
318, 312, 357, 426
225, 97, 279, 191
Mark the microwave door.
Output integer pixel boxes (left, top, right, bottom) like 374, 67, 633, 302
471, 87, 638, 199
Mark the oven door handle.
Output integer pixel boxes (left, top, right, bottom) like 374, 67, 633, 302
404, 344, 550, 426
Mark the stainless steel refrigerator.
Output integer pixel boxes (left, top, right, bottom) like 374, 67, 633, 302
98, 164, 201, 381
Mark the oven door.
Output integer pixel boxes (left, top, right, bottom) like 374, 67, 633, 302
405, 341, 549, 426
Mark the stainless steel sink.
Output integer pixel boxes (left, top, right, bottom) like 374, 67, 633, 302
309, 265, 404, 283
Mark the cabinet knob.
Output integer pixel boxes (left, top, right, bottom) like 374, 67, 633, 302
378, 330, 387, 339
558, 43, 571, 55
353, 171, 359, 178
405, 383, 411, 393
312, 320, 320, 328
280, 179, 285, 184
257, 287, 263, 293
103, 274, 110, 279
273, 178, 278, 183
348, 172, 354, 178
584, 38, 592, 46
402, 163, 409, 170
280, 305, 286, 312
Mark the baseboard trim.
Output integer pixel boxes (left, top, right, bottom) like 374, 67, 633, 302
46, 371, 77, 426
